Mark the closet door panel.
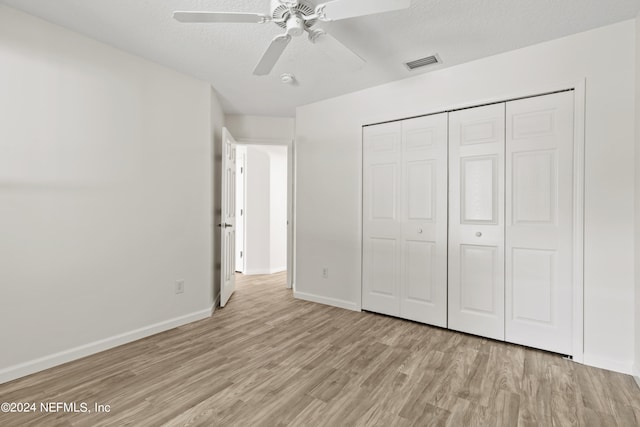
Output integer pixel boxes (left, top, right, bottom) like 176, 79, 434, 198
459, 244, 499, 314
400, 113, 448, 327
363, 122, 402, 316
461, 155, 498, 224
449, 103, 505, 340
505, 91, 574, 355
405, 240, 435, 301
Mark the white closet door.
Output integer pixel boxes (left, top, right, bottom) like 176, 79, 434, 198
363, 122, 402, 316
449, 103, 505, 340
505, 92, 574, 354
400, 114, 448, 327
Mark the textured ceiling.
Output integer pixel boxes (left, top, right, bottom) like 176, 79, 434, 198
2, 0, 639, 116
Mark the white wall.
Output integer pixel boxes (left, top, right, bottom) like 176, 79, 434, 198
270, 149, 288, 272
225, 115, 295, 142
296, 20, 636, 373
243, 145, 288, 275
0, 6, 219, 383
245, 147, 272, 274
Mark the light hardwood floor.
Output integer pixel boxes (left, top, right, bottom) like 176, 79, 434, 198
1, 272, 639, 426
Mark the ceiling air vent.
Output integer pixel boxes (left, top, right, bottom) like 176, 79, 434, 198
405, 54, 441, 71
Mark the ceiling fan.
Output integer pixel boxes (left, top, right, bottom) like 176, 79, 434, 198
173, 0, 411, 76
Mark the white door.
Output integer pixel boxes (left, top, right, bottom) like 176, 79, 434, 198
448, 103, 506, 340
363, 122, 402, 316
220, 128, 237, 307
363, 114, 448, 326
505, 91, 574, 354
235, 147, 246, 273
400, 114, 448, 327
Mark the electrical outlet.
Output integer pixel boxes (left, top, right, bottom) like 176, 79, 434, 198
322, 267, 329, 279
175, 280, 185, 294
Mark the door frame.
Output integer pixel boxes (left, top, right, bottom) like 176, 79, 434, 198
235, 137, 295, 290
235, 146, 247, 274
360, 79, 585, 363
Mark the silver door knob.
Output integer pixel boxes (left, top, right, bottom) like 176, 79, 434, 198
475, 232, 482, 237
417, 228, 423, 234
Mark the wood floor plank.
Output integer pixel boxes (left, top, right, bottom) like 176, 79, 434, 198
0, 271, 638, 426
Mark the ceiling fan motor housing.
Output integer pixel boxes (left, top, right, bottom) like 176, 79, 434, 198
271, 0, 317, 29
286, 15, 306, 36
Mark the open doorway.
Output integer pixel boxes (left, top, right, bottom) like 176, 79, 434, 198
235, 144, 289, 284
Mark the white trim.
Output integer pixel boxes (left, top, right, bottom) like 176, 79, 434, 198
235, 137, 296, 292
236, 137, 291, 146
294, 291, 360, 312
357, 126, 364, 312
571, 79, 586, 364
583, 354, 633, 375
363, 79, 591, 128
633, 366, 640, 389
287, 142, 295, 290
235, 147, 247, 275
0, 306, 213, 385
243, 267, 287, 275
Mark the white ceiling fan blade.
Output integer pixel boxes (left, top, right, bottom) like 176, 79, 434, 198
309, 30, 365, 69
173, 11, 269, 24
253, 35, 292, 76
317, 0, 410, 21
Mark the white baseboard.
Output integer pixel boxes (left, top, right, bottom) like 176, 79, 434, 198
570, 352, 584, 365
583, 354, 633, 375
294, 291, 360, 312
633, 365, 640, 390
0, 306, 213, 385
244, 267, 286, 275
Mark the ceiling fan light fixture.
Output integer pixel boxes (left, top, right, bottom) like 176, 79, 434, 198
286, 15, 306, 36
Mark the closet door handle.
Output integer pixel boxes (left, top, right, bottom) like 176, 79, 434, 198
475, 232, 482, 237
